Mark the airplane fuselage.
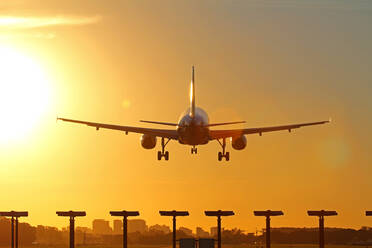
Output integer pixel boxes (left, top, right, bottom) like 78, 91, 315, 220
177, 107, 210, 145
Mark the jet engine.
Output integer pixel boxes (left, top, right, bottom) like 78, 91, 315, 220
141, 134, 157, 149
231, 135, 247, 150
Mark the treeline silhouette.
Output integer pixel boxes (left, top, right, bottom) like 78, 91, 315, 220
1, 217, 372, 246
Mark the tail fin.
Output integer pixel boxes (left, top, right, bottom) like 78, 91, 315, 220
190, 66, 196, 118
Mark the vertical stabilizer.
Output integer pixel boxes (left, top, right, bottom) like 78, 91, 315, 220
190, 66, 196, 118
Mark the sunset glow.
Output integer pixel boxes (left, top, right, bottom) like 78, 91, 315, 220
0, 46, 50, 145
0, 0, 370, 234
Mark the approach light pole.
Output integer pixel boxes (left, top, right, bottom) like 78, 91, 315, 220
0, 211, 28, 248
56, 211, 86, 248
110, 210, 140, 248
205, 210, 235, 248
254, 210, 283, 248
159, 210, 189, 248
307, 210, 337, 248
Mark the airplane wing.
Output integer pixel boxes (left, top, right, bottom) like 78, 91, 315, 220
209, 120, 330, 140
57, 117, 179, 140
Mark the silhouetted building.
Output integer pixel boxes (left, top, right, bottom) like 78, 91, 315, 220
76, 226, 91, 233
92, 219, 111, 234
36, 225, 63, 245
128, 219, 147, 233
196, 227, 209, 238
210, 227, 218, 237
0, 218, 35, 246
361, 226, 372, 231
179, 227, 193, 236
113, 220, 122, 234
149, 224, 171, 234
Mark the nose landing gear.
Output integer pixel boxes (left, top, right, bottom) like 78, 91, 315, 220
191, 146, 198, 154
158, 151, 169, 161
217, 138, 230, 161
157, 137, 170, 161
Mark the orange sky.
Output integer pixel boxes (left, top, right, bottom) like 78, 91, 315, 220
0, 0, 371, 233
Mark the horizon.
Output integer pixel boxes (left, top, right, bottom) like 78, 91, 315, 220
0, 0, 371, 234
2, 215, 372, 234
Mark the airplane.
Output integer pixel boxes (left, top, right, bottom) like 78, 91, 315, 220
57, 66, 330, 161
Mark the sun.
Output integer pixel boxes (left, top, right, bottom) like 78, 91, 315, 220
0, 46, 51, 145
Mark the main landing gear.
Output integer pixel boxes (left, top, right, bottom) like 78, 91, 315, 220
217, 138, 230, 161
191, 146, 198, 154
157, 137, 170, 161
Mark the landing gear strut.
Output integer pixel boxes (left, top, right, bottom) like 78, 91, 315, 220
191, 146, 198, 154
157, 137, 170, 161
217, 138, 230, 161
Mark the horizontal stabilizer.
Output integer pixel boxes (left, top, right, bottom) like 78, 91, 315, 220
204, 121, 246, 127
139, 120, 246, 127
140, 120, 178, 126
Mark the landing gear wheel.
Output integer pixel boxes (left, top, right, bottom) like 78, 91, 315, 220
217, 138, 230, 161
191, 147, 198, 154
157, 137, 171, 161
226, 152, 230, 161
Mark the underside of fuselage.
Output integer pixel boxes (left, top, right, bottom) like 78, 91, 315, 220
177, 107, 210, 145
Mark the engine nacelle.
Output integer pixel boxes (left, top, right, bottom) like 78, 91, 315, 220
141, 134, 157, 149
231, 135, 247, 150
